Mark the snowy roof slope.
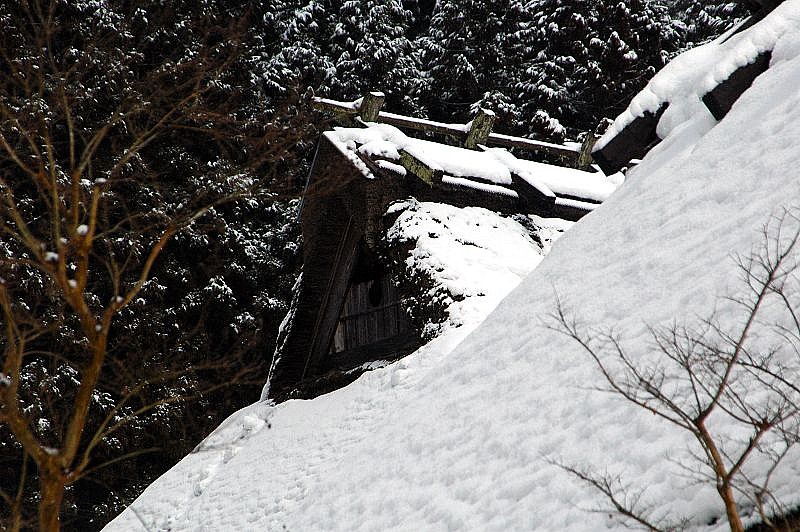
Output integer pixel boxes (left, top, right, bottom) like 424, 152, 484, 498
107, 27, 800, 532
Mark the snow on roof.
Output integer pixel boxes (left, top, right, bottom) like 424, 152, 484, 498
333, 122, 512, 185
440, 175, 518, 198
486, 147, 616, 202
323, 131, 376, 180
596, 0, 800, 150
404, 138, 513, 185
384, 199, 566, 338
330, 122, 617, 201
106, 20, 800, 532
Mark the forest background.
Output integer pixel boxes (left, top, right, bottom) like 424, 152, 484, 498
0, 0, 747, 529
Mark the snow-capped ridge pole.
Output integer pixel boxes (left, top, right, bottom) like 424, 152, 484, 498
311, 92, 586, 163
487, 133, 582, 160
701, 51, 772, 121
592, 103, 668, 175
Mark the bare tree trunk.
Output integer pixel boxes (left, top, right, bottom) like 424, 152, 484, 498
698, 423, 746, 532
38, 468, 64, 532
719, 482, 744, 532
9, 505, 22, 532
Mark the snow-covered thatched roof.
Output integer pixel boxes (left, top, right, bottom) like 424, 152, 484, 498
265, 122, 618, 401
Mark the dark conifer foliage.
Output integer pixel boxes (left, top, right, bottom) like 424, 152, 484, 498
512, 0, 681, 139
0, 1, 306, 529
412, 0, 683, 140
259, 0, 336, 101
668, 0, 749, 46
257, 0, 421, 113
416, 0, 514, 121
329, 0, 421, 108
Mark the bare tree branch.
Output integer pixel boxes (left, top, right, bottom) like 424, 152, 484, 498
547, 207, 800, 532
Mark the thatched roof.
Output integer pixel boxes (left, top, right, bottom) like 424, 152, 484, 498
264, 124, 619, 401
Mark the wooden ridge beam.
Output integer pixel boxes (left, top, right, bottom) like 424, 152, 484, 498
312, 95, 584, 162
399, 149, 442, 186
591, 103, 668, 176
488, 132, 581, 159
702, 51, 772, 120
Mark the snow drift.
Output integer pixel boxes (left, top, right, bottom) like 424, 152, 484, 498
107, 11, 800, 532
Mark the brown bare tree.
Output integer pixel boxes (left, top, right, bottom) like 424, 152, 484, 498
550, 208, 800, 532
0, 1, 311, 529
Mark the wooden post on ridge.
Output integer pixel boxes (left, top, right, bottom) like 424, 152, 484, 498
577, 133, 598, 171
465, 108, 495, 149
360, 91, 385, 122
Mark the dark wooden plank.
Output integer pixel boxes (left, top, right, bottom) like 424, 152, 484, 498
702, 51, 772, 121
329, 272, 415, 354
510, 173, 557, 216
592, 102, 668, 176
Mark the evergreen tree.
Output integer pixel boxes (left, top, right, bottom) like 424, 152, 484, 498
587, 0, 676, 124
514, 0, 678, 138
258, 0, 336, 102
404, 0, 437, 39
328, 0, 421, 111
667, 0, 748, 48
256, 0, 422, 113
416, 0, 518, 124
511, 0, 594, 140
